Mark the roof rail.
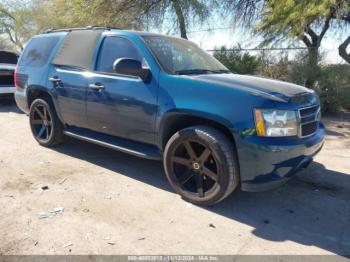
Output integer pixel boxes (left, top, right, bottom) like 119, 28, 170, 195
43, 25, 122, 34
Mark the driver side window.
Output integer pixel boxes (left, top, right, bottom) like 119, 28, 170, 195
96, 36, 142, 74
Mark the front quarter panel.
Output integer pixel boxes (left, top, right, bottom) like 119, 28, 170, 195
156, 72, 274, 140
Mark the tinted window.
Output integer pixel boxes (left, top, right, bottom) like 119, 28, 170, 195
53, 30, 102, 70
19, 36, 59, 67
96, 36, 142, 73
0, 51, 18, 64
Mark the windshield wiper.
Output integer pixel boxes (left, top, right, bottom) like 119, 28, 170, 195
209, 69, 230, 74
175, 69, 230, 75
175, 69, 211, 75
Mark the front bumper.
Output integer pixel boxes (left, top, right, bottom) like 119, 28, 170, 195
237, 123, 325, 192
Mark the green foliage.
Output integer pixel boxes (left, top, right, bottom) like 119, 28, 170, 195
32, 0, 144, 31
288, 51, 323, 85
213, 47, 263, 74
315, 65, 350, 112
257, 56, 290, 81
117, 0, 211, 39
286, 53, 350, 112
258, 0, 336, 40
0, 0, 37, 50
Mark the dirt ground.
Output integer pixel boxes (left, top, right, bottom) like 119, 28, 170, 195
0, 99, 349, 255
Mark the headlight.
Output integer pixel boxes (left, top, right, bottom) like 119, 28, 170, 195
254, 109, 298, 137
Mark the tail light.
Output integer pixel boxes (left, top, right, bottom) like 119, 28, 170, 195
14, 64, 19, 90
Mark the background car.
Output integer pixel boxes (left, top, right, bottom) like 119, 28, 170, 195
0, 50, 19, 101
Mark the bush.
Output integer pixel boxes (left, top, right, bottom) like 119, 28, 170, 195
315, 65, 350, 112
213, 47, 263, 75
289, 58, 350, 113
257, 56, 290, 81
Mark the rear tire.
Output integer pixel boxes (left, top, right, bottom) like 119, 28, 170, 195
163, 125, 240, 206
29, 97, 65, 147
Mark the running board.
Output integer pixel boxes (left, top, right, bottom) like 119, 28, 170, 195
63, 127, 162, 160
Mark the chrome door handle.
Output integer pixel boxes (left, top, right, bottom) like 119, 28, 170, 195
89, 83, 105, 92
49, 76, 61, 83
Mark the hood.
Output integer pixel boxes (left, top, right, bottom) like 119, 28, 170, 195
187, 73, 314, 103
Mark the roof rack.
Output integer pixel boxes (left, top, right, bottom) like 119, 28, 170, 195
43, 25, 122, 34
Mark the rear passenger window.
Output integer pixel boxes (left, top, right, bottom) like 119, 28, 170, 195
96, 36, 142, 74
19, 36, 59, 67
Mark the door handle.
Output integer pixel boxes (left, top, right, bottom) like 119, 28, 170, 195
49, 76, 61, 83
89, 83, 105, 92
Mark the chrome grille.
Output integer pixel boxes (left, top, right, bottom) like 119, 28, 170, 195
299, 105, 319, 117
298, 105, 320, 137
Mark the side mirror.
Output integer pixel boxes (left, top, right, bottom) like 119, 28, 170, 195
113, 58, 150, 82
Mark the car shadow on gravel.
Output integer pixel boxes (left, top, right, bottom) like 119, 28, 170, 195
53, 139, 350, 256
211, 162, 350, 256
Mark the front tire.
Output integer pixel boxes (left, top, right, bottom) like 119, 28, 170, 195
163, 126, 239, 206
29, 97, 65, 147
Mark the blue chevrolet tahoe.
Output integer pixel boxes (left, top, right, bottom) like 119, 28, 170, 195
15, 27, 324, 206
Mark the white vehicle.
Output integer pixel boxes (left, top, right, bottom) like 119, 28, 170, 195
0, 50, 18, 99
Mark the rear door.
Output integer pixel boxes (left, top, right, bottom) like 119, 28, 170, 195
47, 66, 89, 128
86, 36, 158, 145
47, 30, 103, 128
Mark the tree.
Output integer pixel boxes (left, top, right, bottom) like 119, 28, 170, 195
38, 0, 145, 30
336, 1, 350, 63
115, 0, 211, 39
0, 0, 35, 50
339, 35, 350, 63
221, 0, 350, 87
257, 0, 339, 87
0, 0, 147, 51
0, 35, 14, 51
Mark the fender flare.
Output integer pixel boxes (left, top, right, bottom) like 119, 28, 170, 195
26, 85, 65, 124
156, 109, 236, 150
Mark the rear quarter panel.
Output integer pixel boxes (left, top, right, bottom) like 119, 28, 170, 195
15, 33, 66, 114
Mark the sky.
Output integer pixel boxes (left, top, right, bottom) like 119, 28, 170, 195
155, 14, 350, 65
190, 28, 349, 64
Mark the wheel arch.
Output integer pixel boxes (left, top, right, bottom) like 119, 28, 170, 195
27, 86, 53, 106
26, 86, 64, 124
158, 111, 238, 153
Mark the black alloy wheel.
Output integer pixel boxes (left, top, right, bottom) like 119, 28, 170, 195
170, 139, 219, 198
31, 103, 53, 142
29, 97, 65, 147
164, 126, 239, 206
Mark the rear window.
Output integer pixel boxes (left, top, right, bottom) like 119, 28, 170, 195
19, 36, 60, 67
52, 30, 103, 70
0, 51, 18, 64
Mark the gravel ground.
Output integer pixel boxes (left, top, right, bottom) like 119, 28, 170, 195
0, 100, 349, 255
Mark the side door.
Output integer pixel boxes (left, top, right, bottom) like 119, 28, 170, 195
86, 36, 158, 145
48, 66, 89, 128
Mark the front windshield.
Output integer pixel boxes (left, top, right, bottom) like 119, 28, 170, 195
143, 35, 229, 75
